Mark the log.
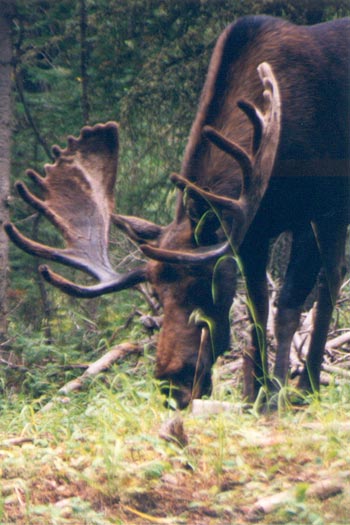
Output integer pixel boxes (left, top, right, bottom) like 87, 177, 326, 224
306, 478, 343, 500
192, 399, 244, 416
246, 488, 294, 519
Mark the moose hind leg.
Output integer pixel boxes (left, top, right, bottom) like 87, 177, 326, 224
298, 221, 348, 393
273, 226, 321, 387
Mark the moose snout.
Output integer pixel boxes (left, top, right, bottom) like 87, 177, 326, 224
159, 368, 213, 410
161, 383, 194, 410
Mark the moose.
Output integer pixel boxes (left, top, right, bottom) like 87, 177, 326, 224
6, 15, 350, 408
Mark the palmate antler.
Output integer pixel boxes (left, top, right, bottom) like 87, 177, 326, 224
5, 122, 146, 297
142, 62, 281, 264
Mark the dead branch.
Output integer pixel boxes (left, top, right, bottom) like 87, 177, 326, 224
58, 342, 141, 395
107, 309, 142, 345
136, 283, 162, 315
303, 421, 350, 431
40, 342, 142, 412
321, 363, 350, 379
1, 437, 34, 447
246, 477, 343, 520
0, 357, 28, 372
326, 331, 350, 350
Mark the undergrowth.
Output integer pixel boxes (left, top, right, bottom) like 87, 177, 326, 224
1, 348, 350, 525
1, 282, 349, 524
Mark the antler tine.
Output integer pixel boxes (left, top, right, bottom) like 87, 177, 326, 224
15, 179, 72, 240
236, 100, 263, 154
5, 121, 147, 297
39, 264, 146, 299
202, 126, 253, 193
5, 221, 110, 280
170, 172, 246, 226
26, 169, 48, 191
140, 240, 230, 265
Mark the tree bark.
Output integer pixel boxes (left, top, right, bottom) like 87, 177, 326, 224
0, 3, 13, 344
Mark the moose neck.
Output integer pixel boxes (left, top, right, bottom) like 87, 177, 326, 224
177, 18, 281, 240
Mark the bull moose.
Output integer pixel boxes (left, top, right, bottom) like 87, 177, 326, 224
6, 15, 350, 408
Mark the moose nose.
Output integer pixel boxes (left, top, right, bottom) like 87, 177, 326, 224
160, 382, 193, 410
160, 371, 213, 410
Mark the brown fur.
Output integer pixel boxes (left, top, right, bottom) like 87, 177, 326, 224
145, 15, 349, 407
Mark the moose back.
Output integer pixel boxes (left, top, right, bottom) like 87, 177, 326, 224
6, 15, 350, 408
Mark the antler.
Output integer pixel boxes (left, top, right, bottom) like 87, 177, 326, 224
143, 62, 281, 264
5, 122, 146, 297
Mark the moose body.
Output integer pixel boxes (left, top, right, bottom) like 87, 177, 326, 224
6, 16, 350, 408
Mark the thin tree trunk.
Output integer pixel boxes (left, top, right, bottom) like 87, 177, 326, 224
13, 16, 53, 160
0, 4, 13, 345
79, 0, 90, 124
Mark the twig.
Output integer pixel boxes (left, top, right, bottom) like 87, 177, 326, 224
0, 358, 28, 372
107, 309, 142, 345
136, 283, 162, 315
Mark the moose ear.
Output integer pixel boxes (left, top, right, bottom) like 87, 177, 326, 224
111, 214, 164, 244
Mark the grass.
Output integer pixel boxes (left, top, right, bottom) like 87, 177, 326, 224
1, 347, 350, 525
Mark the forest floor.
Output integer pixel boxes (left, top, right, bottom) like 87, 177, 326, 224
1, 355, 350, 524
1, 284, 350, 525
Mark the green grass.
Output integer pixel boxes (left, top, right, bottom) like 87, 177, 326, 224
1, 349, 350, 525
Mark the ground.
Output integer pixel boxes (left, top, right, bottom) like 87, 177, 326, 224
1, 368, 350, 525
1, 283, 349, 524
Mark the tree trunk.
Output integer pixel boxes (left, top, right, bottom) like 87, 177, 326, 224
0, 3, 13, 344
79, 0, 90, 124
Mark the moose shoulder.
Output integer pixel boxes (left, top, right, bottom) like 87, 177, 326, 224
6, 15, 349, 408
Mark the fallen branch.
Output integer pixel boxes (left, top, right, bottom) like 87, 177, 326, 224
303, 421, 350, 432
326, 331, 350, 350
246, 477, 344, 520
58, 342, 141, 395
40, 342, 142, 412
322, 363, 350, 379
1, 437, 34, 447
0, 358, 28, 372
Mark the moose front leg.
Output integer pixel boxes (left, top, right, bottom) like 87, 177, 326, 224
241, 239, 270, 402
273, 226, 321, 386
298, 221, 348, 393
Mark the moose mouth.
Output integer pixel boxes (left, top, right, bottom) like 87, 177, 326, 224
162, 327, 213, 410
